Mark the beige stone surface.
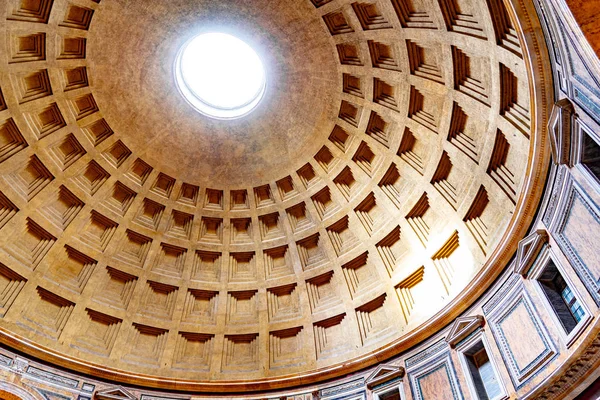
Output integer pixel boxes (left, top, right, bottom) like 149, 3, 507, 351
0, 0, 552, 390
87, 0, 340, 186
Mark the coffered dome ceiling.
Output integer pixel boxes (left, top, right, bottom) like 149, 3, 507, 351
88, 0, 340, 185
0, 0, 550, 392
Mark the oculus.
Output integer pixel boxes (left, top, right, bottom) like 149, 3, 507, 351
175, 32, 266, 119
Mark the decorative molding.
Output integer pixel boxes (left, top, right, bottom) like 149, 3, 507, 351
82, 384, 96, 393
532, 335, 600, 399
140, 395, 187, 400
0, 382, 38, 400
454, 328, 509, 400
0, 353, 12, 366
11, 357, 28, 373
548, 98, 575, 166
35, 388, 71, 400
513, 229, 549, 276
482, 274, 521, 315
553, 178, 600, 305
527, 248, 593, 349
405, 340, 449, 368
365, 364, 405, 389
484, 280, 557, 389
406, 345, 463, 400
95, 387, 137, 400
542, 166, 568, 229
319, 378, 364, 399
26, 366, 79, 389
445, 315, 485, 348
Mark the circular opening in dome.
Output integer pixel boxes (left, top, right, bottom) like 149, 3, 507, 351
175, 32, 266, 120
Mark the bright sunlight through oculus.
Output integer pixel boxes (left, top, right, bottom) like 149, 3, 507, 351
175, 32, 266, 119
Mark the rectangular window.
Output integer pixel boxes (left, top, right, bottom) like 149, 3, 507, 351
561, 286, 585, 322
463, 341, 502, 400
537, 260, 585, 334
582, 132, 600, 182
378, 391, 400, 400
529, 249, 591, 347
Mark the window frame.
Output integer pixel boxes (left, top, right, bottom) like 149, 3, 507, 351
371, 380, 405, 400
573, 118, 600, 193
455, 329, 508, 400
528, 247, 592, 348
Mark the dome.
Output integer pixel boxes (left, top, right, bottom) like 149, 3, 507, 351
2, 0, 599, 397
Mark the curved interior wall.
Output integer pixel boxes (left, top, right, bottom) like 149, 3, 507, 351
0, 0, 599, 398
0, 0, 551, 391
